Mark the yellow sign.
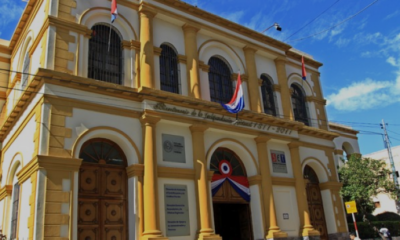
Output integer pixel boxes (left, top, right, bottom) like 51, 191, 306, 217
345, 201, 357, 214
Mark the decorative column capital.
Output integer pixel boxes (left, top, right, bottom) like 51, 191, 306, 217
139, 4, 157, 18
254, 135, 271, 143
141, 114, 160, 125
333, 149, 344, 155
182, 23, 200, 33
274, 56, 287, 64
190, 123, 208, 133
243, 45, 257, 53
287, 141, 301, 149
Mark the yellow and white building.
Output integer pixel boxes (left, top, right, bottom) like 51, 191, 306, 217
0, 0, 361, 239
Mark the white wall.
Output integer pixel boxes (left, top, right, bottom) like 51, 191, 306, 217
273, 186, 300, 237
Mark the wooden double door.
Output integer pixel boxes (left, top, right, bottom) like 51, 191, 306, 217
78, 162, 128, 240
304, 165, 328, 240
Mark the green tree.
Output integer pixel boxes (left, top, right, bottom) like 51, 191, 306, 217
338, 155, 399, 215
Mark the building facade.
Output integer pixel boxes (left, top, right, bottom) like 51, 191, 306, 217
364, 145, 400, 215
0, 0, 360, 239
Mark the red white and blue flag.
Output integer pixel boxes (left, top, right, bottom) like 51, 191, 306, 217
221, 73, 245, 114
301, 56, 307, 81
111, 0, 118, 23
211, 160, 250, 202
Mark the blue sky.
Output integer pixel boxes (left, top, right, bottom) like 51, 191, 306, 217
1, 0, 400, 155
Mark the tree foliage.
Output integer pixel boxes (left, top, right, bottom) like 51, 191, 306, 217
338, 155, 399, 215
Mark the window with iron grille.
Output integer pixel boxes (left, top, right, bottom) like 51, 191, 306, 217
159, 44, 180, 93
10, 183, 20, 240
208, 57, 232, 103
260, 74, 277, 116
21, 52, 30, 89
88, 24, 123, 85
291, 84, 309, 126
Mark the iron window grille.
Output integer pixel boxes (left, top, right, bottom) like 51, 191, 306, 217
159, 44, 180, 94
208, 57, 233, 103
260, 75, 277, 116
88, 24, 123, 85
291, 84, 310, 126
10, 183, 20, 240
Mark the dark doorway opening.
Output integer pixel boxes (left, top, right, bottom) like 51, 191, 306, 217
213, 203, 253, 240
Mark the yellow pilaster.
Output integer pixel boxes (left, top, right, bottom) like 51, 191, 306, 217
244, 46, 262, 113
190, 124, 221, 240
255, 136, 287, 239
183, 24, 201, 98
274, 57, 293, 120
287, 142, 319, 237
141, 114, 168, 240
139, 6, 156, 89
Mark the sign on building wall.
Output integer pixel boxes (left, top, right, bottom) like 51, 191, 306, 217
270, 150, 288, 173
162, 134, 186, 163
164, 184, 190, 236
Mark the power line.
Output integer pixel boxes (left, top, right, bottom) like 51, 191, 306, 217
287, 0, 380, 43
284, 0, 342, 42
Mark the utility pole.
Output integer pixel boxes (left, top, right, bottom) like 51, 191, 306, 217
381, 119, 400, 212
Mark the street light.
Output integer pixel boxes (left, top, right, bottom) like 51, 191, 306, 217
261, 23, 282, 33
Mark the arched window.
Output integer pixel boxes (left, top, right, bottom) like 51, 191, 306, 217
260, 74, 277, 116
9, 164, 21, 240
21, 52, 30, 89
208, 57, 232, 103
79, 138, 126, 166
210, 148, 246, 177
159, 44, 180, 94
88, 24, 123, 85
291, 84, 309, 126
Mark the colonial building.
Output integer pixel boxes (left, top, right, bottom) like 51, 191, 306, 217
0, 0, 360, 240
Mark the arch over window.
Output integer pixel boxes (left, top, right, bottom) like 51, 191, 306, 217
159, 44, 180, 93
260, 74, 277, 116
208, 56, 233, 103
291, 84, 309, 126
79, 138, 127, 166
88, 24, 123, 85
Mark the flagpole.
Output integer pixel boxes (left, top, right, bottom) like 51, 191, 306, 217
108, 21, 112, 53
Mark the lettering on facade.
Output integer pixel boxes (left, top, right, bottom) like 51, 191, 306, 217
270, 150, 288, 173
164, 185, 190, 236
153, 103, 294, 136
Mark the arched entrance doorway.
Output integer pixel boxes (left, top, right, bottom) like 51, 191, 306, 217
304, 165, 328, 240
77, 138, 128, 240
210, 148, 253, 240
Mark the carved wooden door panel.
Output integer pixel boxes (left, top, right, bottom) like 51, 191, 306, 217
78, 164, 127, 240
306, 182, 328, 240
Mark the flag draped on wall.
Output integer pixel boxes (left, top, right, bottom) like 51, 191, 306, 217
111, 0, 118, 23
301, 56, 307, 81
211, 160, 251, 202
221, 73, 245, 114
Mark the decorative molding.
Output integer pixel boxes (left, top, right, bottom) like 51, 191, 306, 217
177, 54, 187, 64
319, 181, 343, 191
153, 46, 162, 56
272, 177, 296, 186
158, 167, 195, 179
334, 149, 344, 155
248, 175, 262, 186
0, 185, 12, 200
199, 61, 210, 72
126, 164, 144, 178
17, 155, 82, 184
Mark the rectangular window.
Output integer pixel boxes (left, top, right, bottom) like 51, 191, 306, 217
10, 183, 20, 240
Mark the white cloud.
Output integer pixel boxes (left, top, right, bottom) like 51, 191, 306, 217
326, 79, 397, 111
220, 11, 245, 24
387, 57, 397, 67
